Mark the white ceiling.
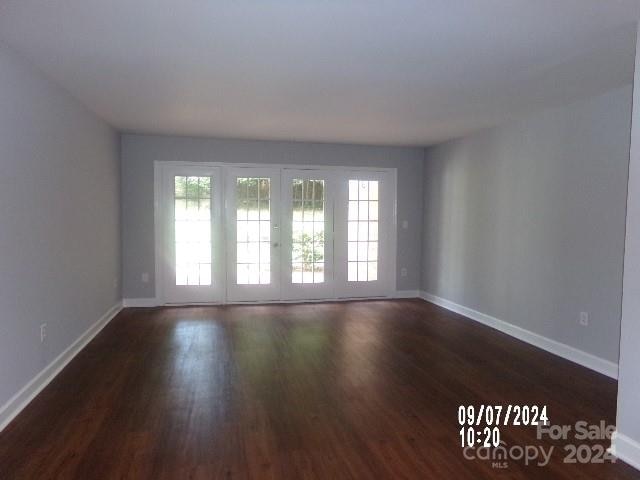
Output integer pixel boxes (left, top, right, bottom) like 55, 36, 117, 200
0, 0, 638, 146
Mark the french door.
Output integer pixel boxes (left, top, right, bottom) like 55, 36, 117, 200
281, 169, 334, 300
160, 165, 223, 303
334, 171, 395, 297
158, 163, 395, 304
225, 167, 281, 302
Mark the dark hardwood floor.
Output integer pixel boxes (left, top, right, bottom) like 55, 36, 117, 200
0, 299, 637, 479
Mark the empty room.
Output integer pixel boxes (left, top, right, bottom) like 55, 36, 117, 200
2, 1, 640, 478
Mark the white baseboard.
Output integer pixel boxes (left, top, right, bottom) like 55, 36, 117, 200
394, 290, 421, 298
122, 298, 159, 308
0, 301, 123, 432
611, 431, 640, 471
419, 291, 618, 379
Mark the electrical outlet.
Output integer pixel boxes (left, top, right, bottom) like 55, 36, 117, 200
579, 312, 589, 327
400, 267, 408, 277
40, 323, 47, 343
402, 220, 409, 230
141, 272, 150, 283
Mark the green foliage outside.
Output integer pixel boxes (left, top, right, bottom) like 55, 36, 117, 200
294, 232, 324, 270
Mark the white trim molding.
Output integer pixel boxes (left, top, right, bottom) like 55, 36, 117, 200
0, 301, 123, 432
611, 431, 640, 471
125, 295, 414, 308
419, 291, 619, 379
122, 298, 160, 308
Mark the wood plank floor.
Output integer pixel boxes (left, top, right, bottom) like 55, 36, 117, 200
0, 299, 637, 479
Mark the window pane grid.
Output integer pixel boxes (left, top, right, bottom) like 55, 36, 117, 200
174, 176, 212, 286
348, 180, 378, 282
237, 177, 271, 285
292, 179, 325, 284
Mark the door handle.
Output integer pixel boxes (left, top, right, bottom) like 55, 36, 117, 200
273, 242, 280, 248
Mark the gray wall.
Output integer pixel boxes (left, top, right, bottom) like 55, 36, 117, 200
121, 135, 424, 298
616, 28, 640, 451
0, 43, 120, 408
422, 84, 632, 363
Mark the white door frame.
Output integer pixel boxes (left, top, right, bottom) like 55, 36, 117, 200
154, 161, 397, 304
156, 164, 224, 304
334, 169, 396, 298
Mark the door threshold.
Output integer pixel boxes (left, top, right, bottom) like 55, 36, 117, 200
158, 296, 392, 307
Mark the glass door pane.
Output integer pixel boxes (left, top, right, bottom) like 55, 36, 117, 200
235, 177, 271, 285
347, 180, 378, 282
174, 175, 212, 286
292, 179, 325, 284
